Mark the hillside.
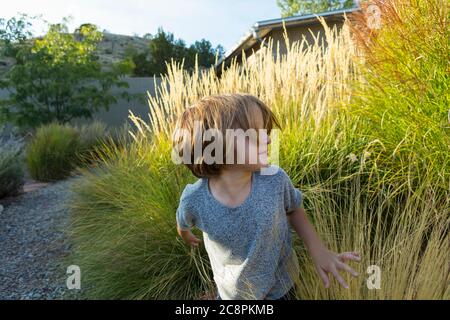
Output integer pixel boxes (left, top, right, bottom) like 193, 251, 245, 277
0, 32, 151, 75
96, 32, 151, 67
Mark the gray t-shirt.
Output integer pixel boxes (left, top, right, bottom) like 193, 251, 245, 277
176, 165, 303, 300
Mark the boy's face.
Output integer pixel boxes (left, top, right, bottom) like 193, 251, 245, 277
231, 106, 271, 171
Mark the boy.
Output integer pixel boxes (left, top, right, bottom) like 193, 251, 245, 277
174, 94, 360, 300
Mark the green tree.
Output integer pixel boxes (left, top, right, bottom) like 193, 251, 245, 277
277, 0, 355, 17
148, 28, 186, 75
0, 14, 35, 59
0, 18, 133, 129
187, 39, 225, 68
124, 44, 151, 77
125, 28, 224, 77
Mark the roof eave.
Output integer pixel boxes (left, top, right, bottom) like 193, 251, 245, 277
215, 6, 359, 70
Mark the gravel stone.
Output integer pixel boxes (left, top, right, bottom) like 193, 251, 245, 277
0, 177, 82, 300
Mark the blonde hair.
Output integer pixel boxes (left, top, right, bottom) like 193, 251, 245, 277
173, 93, 279, 178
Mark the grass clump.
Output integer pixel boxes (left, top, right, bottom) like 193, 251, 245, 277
0, 136, 25, 198
27, 123, 80, 181
69, 138, 213, 299
26, 121, 116, 182
349, 0, 450, 195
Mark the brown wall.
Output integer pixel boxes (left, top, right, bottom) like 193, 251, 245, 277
266, 21, 344, 55
243, 21, 345, 63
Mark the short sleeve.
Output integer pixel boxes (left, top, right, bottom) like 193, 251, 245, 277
280, 169, 303, 212
176, 189, 196, 230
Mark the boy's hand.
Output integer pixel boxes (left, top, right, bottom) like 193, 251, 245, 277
311, 248, 360, 289
287, 207, 360, 288
177, 226, 202, 247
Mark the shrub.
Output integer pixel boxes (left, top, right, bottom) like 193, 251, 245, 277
69, 138, 213, 299
76, 121, 135, 165
295, 169, 449, 299
76, 121, 109, 163
25, 121, 118, 181
27, 123, 80, 181
78, 121, 108, 150
0, 136, 24, 198
0, 18, 132, 129
349, 0, 450, 195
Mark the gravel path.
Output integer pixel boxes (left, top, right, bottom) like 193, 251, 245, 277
0, 177, 80, 300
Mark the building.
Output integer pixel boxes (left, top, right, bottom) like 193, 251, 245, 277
215, 6, 359, 74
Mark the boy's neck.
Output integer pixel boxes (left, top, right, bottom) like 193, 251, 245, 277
210, 167, 253, 193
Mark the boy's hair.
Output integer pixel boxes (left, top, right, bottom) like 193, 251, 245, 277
173, 93, 280, 178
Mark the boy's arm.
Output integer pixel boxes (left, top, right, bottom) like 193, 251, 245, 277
287, 207, 360, 288
176, 193, 202, 247
177, 224, 202, 247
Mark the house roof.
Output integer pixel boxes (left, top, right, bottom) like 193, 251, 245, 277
215, 6, 359, 70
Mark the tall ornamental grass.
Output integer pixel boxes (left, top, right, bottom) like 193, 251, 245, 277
0, 136, 24, 198
27, 123, 80, 181
26, 121, 119, 181
69, 0, 449, 300
348, 0, 449, 196
69, 140, 211, 299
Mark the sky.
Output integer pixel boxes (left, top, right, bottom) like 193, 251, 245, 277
2, 0, 281, 51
